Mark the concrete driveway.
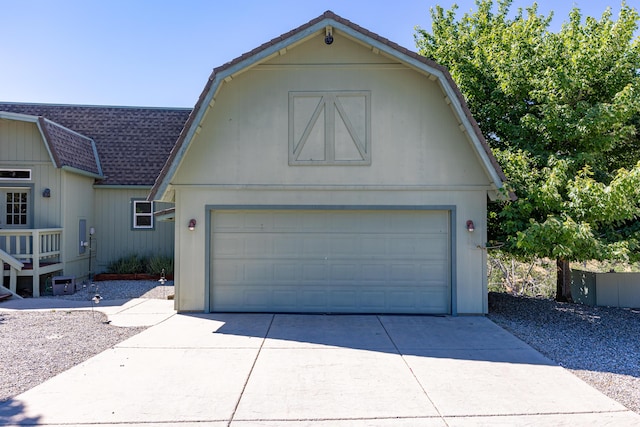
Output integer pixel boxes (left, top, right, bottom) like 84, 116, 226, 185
1, 312, 638, 426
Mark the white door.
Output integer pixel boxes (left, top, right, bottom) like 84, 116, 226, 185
210, 209, 451, 314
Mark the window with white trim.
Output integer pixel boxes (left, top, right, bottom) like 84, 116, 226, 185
5, 191, 28, 225
133, 200, 154, 229
0, 169, 32, 180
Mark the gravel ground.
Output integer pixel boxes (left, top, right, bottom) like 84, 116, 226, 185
1, 285, 638, 414
0, 280, 173, 402
488, 292, 640, 414
43, 279, 175, 301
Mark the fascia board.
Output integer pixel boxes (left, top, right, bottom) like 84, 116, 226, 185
61, 165, 104, 179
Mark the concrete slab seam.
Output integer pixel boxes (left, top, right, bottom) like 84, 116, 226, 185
112, 299, 150, 314
443, 409, 636, 418
227, 313, 276, 427
230, 415, 447, 423
375, 315, 447, 423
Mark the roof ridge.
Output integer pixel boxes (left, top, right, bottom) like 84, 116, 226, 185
0, 101, 192, 111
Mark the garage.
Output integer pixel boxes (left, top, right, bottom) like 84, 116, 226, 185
150, 12, 507, 314
210, 209, 451, 314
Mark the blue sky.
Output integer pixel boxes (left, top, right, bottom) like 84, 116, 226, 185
0, 1, 632, 108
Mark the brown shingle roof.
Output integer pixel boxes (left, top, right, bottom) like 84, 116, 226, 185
0, 103, 191, 186
37, 117, 102, 176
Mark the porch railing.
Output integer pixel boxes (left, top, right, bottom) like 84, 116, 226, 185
0, 228, 63, 297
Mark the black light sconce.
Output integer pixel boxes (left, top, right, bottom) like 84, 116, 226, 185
42, 188, 51, 198
188, 218, 197, 231
325, 26, 334, 45
466, 220, 475, 232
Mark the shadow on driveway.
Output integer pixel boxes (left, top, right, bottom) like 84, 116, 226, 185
173, 313, 556, 365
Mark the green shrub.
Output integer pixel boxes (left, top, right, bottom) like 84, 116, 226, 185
106, 254, 147, 274
106, 254, 174, 275
147, 255, 174, 276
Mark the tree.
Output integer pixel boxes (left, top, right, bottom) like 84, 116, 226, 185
415, 0, 640, 301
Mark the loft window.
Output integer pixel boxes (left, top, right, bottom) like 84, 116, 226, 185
0, 169, 31, 180
289, 91, 371, 165
133, 200, 154, 229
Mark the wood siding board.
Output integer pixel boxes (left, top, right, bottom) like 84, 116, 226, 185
94, 188, 174, 272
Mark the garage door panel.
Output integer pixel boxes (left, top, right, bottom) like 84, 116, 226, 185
274, 263, 297, 281
331, 237, 358, 253
214, 236, 244, 256
244, 211, 274, 230
330, 213, 361, 231
301, 213, 330, 230
212, 211, 243, 230
211, 210, 451, 314
302, 263, 327, 280
273, 236, 301, 255
213, 261, 243, 282
301, 290, 327, 309
273, 214, 301, 231
360, 291, 386, 310
389, 264, 416, 281
302, 236, 329, 255
362, 269, 388, 282
329, 290, 357, 308
245, 263, 272, 281
421, 262, 447, 280
273, 290, 297, 308
330, 263, 357, 280
245, 236, 269, 255
360, 237, 386, 255
387, 291, 417, 309
212, 285, 243, 307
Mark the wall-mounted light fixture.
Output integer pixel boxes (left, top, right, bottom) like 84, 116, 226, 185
188, 218, 197, 231
466, 220, 475, 232
42, 188, 51, 198
325, 26, 334, 45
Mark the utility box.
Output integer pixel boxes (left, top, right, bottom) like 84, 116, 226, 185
52, 276, 75, 296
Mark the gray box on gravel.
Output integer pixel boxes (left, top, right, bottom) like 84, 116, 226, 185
571, 269, 597, 306
52, 276, 75, 296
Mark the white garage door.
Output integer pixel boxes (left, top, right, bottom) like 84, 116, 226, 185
210, 209, 451, 314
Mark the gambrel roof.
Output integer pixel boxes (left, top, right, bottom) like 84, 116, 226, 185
149, 10, 507, 201
0, 103, 191, 186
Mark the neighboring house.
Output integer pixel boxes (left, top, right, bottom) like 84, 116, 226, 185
149, 11, 508, 315
0, 104, 190, 296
